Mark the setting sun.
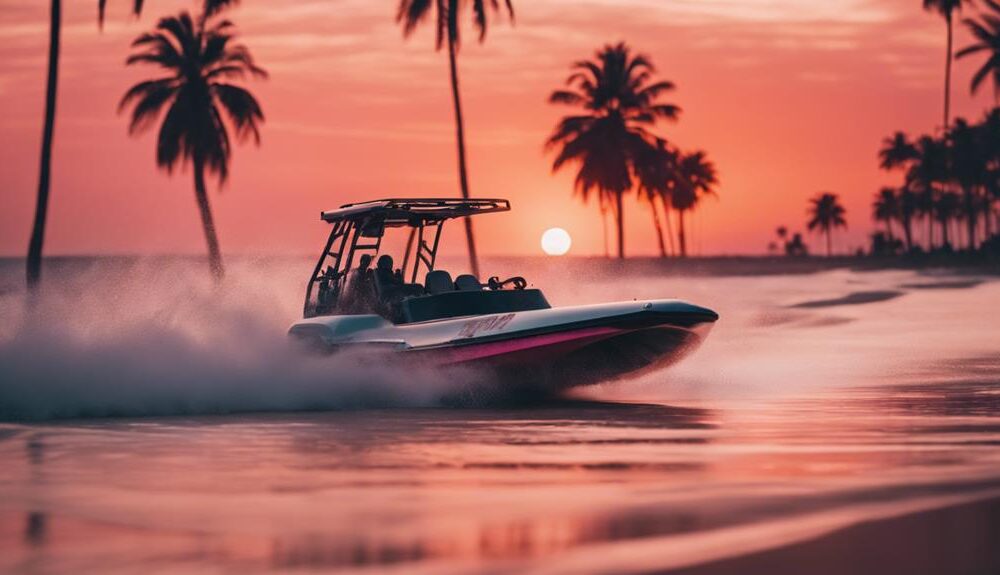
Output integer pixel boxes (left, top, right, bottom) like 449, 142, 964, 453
541, 227, 571, 256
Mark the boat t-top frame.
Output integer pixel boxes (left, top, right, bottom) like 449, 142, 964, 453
304, 198, 510, 317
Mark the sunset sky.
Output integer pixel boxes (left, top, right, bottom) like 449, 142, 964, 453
1, 0, 997, 258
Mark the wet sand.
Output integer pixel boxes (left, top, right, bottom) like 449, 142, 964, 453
665, 495, 1000, 575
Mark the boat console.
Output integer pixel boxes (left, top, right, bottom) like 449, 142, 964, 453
303, 198, 547, 324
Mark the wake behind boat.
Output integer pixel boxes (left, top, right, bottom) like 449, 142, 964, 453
288, 198, 718, 391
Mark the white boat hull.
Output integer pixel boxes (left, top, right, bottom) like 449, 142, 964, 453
289, 299, 717, 393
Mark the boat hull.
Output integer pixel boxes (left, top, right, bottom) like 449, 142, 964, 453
288, 299, 717, 394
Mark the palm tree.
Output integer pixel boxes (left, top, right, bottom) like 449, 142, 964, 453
898, 184, 920, 251
935, 190, 962, 247
957, 0, 1000, 99
546, 42, 681, 259
947, 118, 986, 248
120, 11, 266, 280
396, 0, 513, 278
26, 0, 236, 292
879, 131, 918, 171
873, 187, 900, 239
673, 151, 717, 258
807, 192, 847, 257
25, 0, 67, 292
923, 0, 975, 130
978, 108, 1000, 236
634, 139, 680, 257
910, 134, 949, 248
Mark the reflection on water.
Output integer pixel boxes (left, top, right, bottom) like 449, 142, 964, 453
1, 261, 999, 573
24, 512, 47, 547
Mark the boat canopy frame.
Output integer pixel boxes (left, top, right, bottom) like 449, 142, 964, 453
303, 198, 510, 317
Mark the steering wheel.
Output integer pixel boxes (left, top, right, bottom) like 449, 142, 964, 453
487, 276, 528, 290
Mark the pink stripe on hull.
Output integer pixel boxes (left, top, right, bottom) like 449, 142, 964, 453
420, 326, 624, 365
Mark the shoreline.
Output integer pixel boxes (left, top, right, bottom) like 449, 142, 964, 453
1, 254, 998, 278
661, 494, 1000, 575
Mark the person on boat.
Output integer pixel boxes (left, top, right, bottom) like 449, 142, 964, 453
341, 254, 374, 312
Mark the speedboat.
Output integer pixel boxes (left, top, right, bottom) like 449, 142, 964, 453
289, 198, 718, 393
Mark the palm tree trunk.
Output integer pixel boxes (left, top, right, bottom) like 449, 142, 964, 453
826, 229, 832, 257
677, 209, 687, 258
26, 0, 60, 291
193, 155, 224, 281
661, 198, 675, 256
902, 217, 914, 252
446, 19, 479, 277
941, 218, 951, 248
615, 191, 625, 259
650, 200, 667, 257
963, 189, 977, 250
927, 215, 935, 249
601, 207, 609, 258
944, 12, 953, 132
984, 201, 994, 240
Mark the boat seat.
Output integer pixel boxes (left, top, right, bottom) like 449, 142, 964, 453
454, 274, 483, 291
373, 255, 397, 299
424, 270, 454, 295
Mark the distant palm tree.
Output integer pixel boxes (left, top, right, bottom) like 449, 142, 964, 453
898, 184, 920, 251
935, 190, 962, 247
956, 0, 1000, 98
634, 139, 680, 258
120, 11, 266, 280
947, 118, 986, 248
673, 151, 717, 258
978, 108, 1000, 236
807, 192, 847, 257
909, 134, 950, 248
873, 187, 900, 239
27, 0, 237, 291
879, 131, 918, 171
923, 0, 975, 130
396, 0, 514, 278
547, 42, 680, 259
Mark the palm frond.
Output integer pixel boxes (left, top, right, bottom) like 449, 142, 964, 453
549, 90, 584, 106
213, 83, 264, 144
204, 0, 239, 18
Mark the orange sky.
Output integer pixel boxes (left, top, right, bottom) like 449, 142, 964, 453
0, 0, 996, 258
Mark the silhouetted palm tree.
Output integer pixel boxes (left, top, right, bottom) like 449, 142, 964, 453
27, 0, 237, 291
879, 131, 918, 171
120, 11, 266, 280
978, 108, 1000, 236
873, 187, 900, 239
898, 183, 920, 251
947, 117, 986, 248
923, 0, 975, 130
957, 0, 1000, 98
807, 192, 847, 257
935, 190, 962, 247
635, 139, 680, 257
673, 151, 717, 258
910, 134, 950, 248
547, 42, 680, 259
396, 0, 514, 277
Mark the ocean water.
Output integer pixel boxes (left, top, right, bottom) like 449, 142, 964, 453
1, 257, 999, 574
